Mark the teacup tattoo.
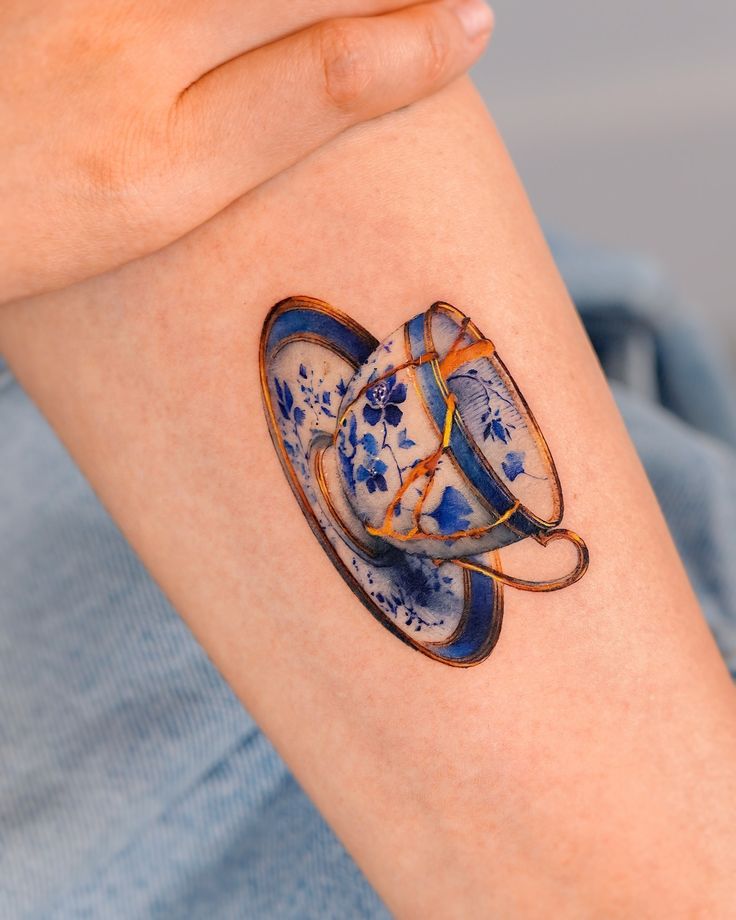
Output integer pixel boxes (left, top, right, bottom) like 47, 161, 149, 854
260, 297, 589, 666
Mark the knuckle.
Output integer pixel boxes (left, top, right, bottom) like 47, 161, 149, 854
421, 17, 452, 83
317, 19, 375, 111
76, 144, 135, 206
75, 114, 164, 227
81, 127, 146, 200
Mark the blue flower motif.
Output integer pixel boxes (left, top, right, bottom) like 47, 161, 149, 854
356, 457, 388, 493
374, 556, 453, 617
362, 375, 407, 427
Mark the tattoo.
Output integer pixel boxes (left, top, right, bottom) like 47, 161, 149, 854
260, 297, 589, 666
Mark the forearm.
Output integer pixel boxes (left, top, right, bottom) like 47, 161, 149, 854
2, 78, 735, 917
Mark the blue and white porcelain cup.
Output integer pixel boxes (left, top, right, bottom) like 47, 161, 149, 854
262, 295, 588, 664
332, 302, 587, 590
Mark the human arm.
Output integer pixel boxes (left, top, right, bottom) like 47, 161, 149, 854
2, 77, 735, 917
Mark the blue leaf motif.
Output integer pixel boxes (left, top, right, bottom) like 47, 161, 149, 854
293, 406, 306, 427
483, 411, 512, 444
426, 486, 473, 535
397, 428, 416, 449
282, 381, 294, 415
274, 377, 290, 420
347, 413, 358, 448
491, 417, 508, 442
501, 450, 526, 481
338, 413, 359, 494
384, 404, 402, 427
299, 364, 308, 379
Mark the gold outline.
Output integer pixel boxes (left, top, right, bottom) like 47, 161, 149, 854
312, 438, 381, 560
446, 528, 589, 592
404, 310, 536, 536
335, 350, 438, 431
424, 302, 564, 530
271, 330, 357, 369
352, 318, 525, 546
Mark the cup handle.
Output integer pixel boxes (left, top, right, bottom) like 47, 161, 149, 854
441, 528, 589, 592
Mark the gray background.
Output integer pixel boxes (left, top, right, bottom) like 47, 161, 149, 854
471, 0, 736, 345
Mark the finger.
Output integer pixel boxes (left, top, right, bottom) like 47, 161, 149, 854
174, 0, 452, 77
170, 0, 494, 220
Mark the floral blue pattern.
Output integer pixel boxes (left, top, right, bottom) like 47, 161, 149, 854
362, 375, 407, 427
337, 414, 359, 495
274, 376, 308, 475
356, 457, 388, 493
338, 376, 419, 501
397, 428, 416, 449
367, 553, 457, 631
446, 367, 516, 444
483, 409, 514, 445
500, 450, 546, 483
263, 299, 589, 664
272, 359, 464, 639
298, 363, 336, 421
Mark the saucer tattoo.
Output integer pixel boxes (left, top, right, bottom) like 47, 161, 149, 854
260, 296, 589, 666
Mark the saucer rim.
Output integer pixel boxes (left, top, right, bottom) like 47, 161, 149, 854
260, 296, 504, 667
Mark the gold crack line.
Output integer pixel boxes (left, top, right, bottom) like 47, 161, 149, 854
334, 351, 438, 431
365, 394, 456, 540
365, 392, 521, 544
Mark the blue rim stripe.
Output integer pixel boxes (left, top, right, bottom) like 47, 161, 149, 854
427, 568, 499, 662
267, 307, 374, 364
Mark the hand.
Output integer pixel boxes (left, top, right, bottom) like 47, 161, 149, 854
0, 0, 493, 304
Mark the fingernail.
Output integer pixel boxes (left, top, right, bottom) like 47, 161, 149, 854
448, 0, 494, 40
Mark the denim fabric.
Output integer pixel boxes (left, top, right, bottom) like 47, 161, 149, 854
1, 238, 734, 917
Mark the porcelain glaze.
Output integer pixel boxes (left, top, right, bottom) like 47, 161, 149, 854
260, 297, 588, 666
335, 303, 563, 558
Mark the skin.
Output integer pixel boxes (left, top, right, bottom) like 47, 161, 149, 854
2, 77, 736, 917
0, 0, 492, 303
